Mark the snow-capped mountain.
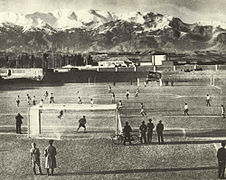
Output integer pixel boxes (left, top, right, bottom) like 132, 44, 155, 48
0, 9, 173, 32
0, 9, 226, 52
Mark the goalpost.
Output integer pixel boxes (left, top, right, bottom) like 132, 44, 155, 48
27, 104, 122, 139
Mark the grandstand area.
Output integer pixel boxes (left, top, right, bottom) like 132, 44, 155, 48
0, 80, 226, 179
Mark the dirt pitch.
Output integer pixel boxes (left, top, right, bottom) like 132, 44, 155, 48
0, 82, 226, 179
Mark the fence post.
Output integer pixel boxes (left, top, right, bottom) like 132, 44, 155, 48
160, 79, 162, 86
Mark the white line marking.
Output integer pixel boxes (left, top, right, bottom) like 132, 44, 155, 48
163, 115, 221, 118
194, 137, 226, 140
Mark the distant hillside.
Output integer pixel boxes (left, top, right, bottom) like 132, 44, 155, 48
1, 10, 226, 53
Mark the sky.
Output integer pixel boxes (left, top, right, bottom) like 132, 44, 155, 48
0, 0, 226, 25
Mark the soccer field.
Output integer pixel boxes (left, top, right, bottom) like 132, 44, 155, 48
0, 82, 225, 179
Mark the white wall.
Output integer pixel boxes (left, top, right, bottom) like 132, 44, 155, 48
152, 55, 166, 65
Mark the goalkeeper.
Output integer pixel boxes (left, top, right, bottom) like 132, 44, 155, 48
77, 116, 87, 133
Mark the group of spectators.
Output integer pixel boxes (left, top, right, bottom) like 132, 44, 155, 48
123, 119, 164, 145
30, 140, 57, 176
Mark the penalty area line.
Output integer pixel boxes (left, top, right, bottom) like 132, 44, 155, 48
163, 115, 221, 118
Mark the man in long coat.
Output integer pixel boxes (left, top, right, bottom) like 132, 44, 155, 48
44, 140, 57, 176
15, 113, 23, 134
156, 120, 164, 144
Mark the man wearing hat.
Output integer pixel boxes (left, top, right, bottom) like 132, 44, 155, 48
44, 140, 57, 176
139, 121, 147, 144
147, 119, 155, 143
156, 120, 164, 144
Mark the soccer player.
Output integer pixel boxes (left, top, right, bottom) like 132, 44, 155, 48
32, 96, 36, 106
206, 94, 211, 107
77, 116, 87, 133
139, 121, 147, 144
147, 119, 155, 143
50, 93, 54, 104
30, 143, 42, 175
90, 99, 94, 107
217, 141, 226, 179
156, 120, 164, 144
16, 95, 20, 107
184, 103, 189, 116
123, 121, 132, 145
57, 110, 64, 119
140, 103, 146, 116
118, 100, 123, 110
111, 92, 115, 103
15, 113, 23, 134
108, 85, 112, 93
25, 94, 31, 105
135, 88, 139, 98
221, 105, 225, 118
44, 91, 48, 100
44, 140, 57, 176
78, 97, 82, 104
39, 99, 44, 108
126, 90, 130, 100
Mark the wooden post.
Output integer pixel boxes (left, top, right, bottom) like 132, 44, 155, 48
39, 110, 41, 134
159, 79, 162, 86
116, 109, 118, 135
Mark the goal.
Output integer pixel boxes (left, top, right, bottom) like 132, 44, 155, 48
27, 103, 122, 139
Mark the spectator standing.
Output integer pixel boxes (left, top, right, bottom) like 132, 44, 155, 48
15, 113, 23, 134
139, 121, 147, 144
217, 141, 226, 179
147, 119, 154, 143
156, 120, 164, 144
44, 140, 57, 176
30, 143, 42, 175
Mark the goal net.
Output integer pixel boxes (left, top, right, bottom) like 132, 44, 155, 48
27, 104, 122, 139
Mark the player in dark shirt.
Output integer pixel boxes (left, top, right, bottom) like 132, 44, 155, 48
77, 116, 86, 133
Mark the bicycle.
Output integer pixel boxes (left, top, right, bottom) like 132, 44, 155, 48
111, 133, 139, 145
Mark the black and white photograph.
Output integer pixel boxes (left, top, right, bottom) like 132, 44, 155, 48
1, 0, 226, 179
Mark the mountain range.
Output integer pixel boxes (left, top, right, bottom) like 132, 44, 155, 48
0, 9, 226, 53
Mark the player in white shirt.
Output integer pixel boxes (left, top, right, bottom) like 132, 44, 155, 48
108, 85, 112, 93
135, 88, 139, 98
39, 99, 44, 107
140, 103, 146, 116
221, 105, 225, 118
91, 99, 94, 107
16, 95, 20, 107
206, 94, 211, 107
184, 103, 189, 116
111, 92, 115, 103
